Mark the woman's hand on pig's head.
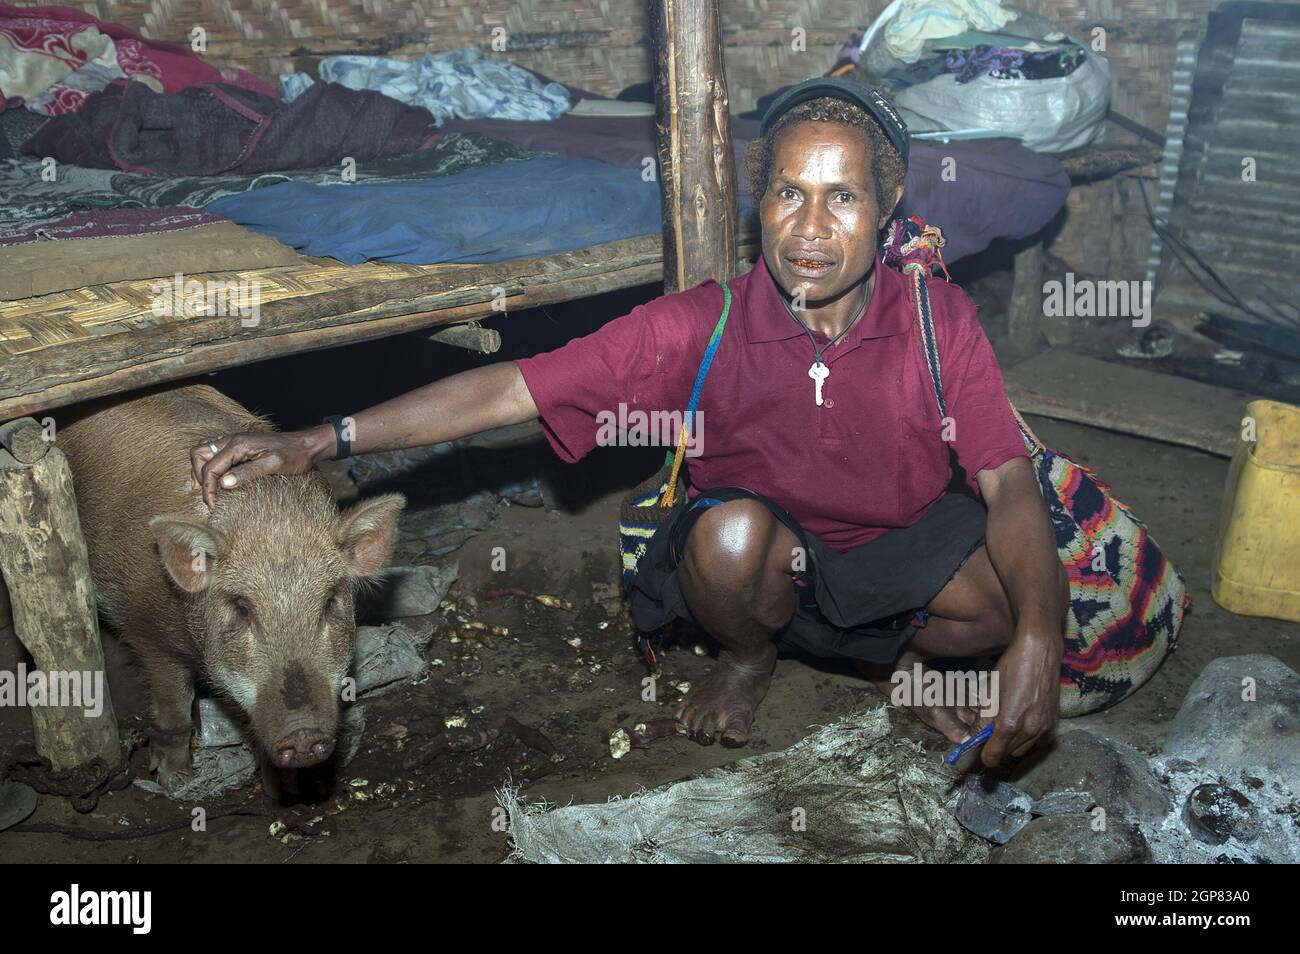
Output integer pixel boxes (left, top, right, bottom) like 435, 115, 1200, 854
190, 427, 331, 509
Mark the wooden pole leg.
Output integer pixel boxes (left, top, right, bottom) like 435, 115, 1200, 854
0, 418, 120, 774
0, 567, 14, 655
1007, 239, 1047, 359
649, 0, 738, 293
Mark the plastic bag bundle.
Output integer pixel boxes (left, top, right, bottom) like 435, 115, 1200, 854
861, 4, 1111, 153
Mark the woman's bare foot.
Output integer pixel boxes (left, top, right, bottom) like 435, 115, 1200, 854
675, 644, 778, 747
899, 697, 982, 744
856, 656, 983, 745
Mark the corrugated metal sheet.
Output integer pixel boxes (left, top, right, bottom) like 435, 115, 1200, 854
1156, 2, 1300, 325
1146, 30, 1202, 284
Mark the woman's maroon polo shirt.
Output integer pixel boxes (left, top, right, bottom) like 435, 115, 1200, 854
514, 253, 1027, 552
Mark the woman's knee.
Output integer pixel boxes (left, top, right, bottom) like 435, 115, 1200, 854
678, 500, 797, 604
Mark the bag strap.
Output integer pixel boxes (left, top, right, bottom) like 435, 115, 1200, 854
907, 264, 948, 420
661, 282, 732, 507
904, 249, 1045, 454
884, 215, 952, 421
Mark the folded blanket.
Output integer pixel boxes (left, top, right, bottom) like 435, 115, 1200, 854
205, 155, 662, 265
0, 219, 300, 299
24, 79, 440, 175
0, 207, 220, 246
898, 137, 1069, 261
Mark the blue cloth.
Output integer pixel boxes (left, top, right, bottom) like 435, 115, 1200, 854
206, 156, 663, 265
277, 47, 571, 124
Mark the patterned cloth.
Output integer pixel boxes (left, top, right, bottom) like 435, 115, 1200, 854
0, 103, 45, 159
0, 207, 221, 246
24, 47, 126, 115
0, 2, 275, 115
945, 42, 1087, 84
0, 131, 542, 225
279, 47, 571, 124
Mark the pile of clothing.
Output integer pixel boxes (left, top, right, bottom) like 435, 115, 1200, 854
25, 80, 442, 176
878, 0, 1015, 63
278, 47, 572, 124
866, 31, 1089, 88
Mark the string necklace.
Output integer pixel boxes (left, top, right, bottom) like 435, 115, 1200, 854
782, 279, 870, 405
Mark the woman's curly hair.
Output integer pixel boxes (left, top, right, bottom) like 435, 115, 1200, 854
745, 96, 907, 212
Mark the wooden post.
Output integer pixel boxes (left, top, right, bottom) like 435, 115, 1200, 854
0, 418, 120, 773
0, 567, 12, 632
1007, 239, 1046, 358
648, 0, 738, 293
0, 568, 16, 672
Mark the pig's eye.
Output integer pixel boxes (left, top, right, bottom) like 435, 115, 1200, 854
232, 598, 253, 620
323, 595, 337, 616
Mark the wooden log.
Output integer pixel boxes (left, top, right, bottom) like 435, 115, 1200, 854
429, 322, 502, 354
1056, 143, 1161, 180
0, 420, 50, 672
0, 434, 120, 773
0, 567, 11, 635
0, 417, 50, 464
649, 0, 738, 292
191, 27, 858, 63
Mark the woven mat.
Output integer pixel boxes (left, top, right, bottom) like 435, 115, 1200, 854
0, 221, 304, 300
0, 254, 448, 358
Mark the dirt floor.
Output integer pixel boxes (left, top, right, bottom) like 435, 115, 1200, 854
2, 278, 1297, 864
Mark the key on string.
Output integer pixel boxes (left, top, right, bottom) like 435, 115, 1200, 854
808, 361, 829, 406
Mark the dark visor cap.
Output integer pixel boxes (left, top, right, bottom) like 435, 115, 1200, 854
759, 77, 909, 170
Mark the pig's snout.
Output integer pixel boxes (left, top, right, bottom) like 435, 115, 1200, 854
272, 727, 336, 768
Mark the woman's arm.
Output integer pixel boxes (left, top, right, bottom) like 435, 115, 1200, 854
191, 361, 537, 507
975, 455, 1069, 766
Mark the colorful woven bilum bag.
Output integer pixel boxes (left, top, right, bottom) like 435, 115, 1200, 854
619, 283, 732, 591
885, 215, 1190, 717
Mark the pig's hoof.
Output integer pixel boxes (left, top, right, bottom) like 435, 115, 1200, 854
150, 746, 194, 793
158, 766, 194, 794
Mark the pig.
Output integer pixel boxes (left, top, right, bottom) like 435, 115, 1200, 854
57, 383, 404, 791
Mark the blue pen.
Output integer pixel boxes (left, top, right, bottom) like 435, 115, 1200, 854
943, 722, 994, 767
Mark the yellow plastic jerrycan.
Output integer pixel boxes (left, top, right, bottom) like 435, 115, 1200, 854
1212, 399, 1300, 621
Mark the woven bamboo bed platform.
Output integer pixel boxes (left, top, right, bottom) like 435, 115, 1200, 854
0, 221, 762, 422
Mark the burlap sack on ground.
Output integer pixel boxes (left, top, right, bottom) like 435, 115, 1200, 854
501, 706, 988, 864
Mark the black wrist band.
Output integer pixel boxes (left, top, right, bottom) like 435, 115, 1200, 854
323, 415, 352, 460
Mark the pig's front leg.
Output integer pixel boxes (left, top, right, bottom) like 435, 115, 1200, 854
142, 655, 196, 791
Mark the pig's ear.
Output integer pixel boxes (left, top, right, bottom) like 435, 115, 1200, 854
338, 493, 405, 578
149, 515, 226, 593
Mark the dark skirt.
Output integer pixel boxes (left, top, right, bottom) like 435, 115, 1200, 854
626, 487, 987, 664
